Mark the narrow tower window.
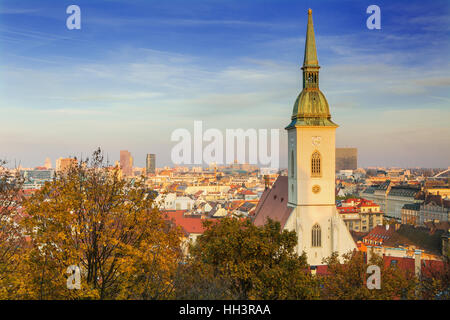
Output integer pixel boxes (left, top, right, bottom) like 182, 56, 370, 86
311, 151, 321, 177
290, 150, 295, 178
312, 224, 321, 247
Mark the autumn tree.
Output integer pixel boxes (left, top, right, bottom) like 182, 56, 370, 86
320, 250, 417, 300
20, 148, 183, 300
419, 247, 450, 300
0, 160, 26, 299
174, 262, 232, 300
176, 217, 320, 300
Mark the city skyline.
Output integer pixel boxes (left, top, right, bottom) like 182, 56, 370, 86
0, 3, 448, 303
0, 0, 449, 168
8, 152, 449, 171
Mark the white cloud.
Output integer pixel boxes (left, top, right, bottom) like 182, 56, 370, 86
1, 24, 449, 167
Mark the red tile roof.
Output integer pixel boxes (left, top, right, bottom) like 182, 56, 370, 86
363, 225, 395, 245
383, 256, 445, 275
253, 176, 293, 228
338, 206, 359, 213
314, 256, 444, 277
163, 210, 208, 235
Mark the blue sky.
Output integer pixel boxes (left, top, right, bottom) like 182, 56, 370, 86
0, 0, 449, 168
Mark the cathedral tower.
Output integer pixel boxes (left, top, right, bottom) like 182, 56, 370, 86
284, 9, 356, 266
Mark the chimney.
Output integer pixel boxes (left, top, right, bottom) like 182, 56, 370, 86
264, 175, 270, 190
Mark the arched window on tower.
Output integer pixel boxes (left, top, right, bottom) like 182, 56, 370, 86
311, 151, 321, 177
311, 224, 321, 247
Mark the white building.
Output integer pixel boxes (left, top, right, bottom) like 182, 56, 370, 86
254, 9, 356, 266
154, 193, 195, 211
154, 193, 177, 209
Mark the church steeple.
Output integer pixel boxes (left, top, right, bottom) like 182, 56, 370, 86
303, 9, 319, 68
302, 9, 319, 90
286, 9, 337, 128
277, 9, 357, 266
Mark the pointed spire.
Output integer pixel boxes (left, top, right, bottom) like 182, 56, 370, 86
286, 9, 338, 129
303, 9, 319, 67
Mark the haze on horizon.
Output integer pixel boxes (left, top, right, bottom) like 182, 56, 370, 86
0, 0, 449, 169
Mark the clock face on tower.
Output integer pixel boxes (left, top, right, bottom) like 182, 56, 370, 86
312, 136, 321, 147
312, 185, 321, 194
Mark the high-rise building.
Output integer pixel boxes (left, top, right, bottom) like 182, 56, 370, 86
254, 9, 356, 267
56, 157, 78, 172
44, 157, 52, 169
120, 150, 133, 177
146, 154, 156, 175
336, 148, 358, 171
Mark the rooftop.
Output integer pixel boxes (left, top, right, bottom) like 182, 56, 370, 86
253, 176, 293, 228
388, 185, 421, 197
163, 210, 209, 235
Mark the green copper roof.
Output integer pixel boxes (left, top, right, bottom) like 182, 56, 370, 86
303, 9, 318, 67
287, 90, 338, 128
287, 9, 338, 129
286, 117, 338, 128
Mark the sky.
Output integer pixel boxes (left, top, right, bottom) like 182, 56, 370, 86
0, 0, 449, 169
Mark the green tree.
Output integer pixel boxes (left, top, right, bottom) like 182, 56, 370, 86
419, 247, 450, 300
320, 250, 417, 299
177, 217, 320, 300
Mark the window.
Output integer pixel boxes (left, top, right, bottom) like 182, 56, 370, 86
306, 72, 318, 87
290, 150, 295, 178
311, 224, 321, 247
311, 151, 321, 177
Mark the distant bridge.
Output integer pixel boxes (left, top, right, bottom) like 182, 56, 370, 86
432, 167, 450, 178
